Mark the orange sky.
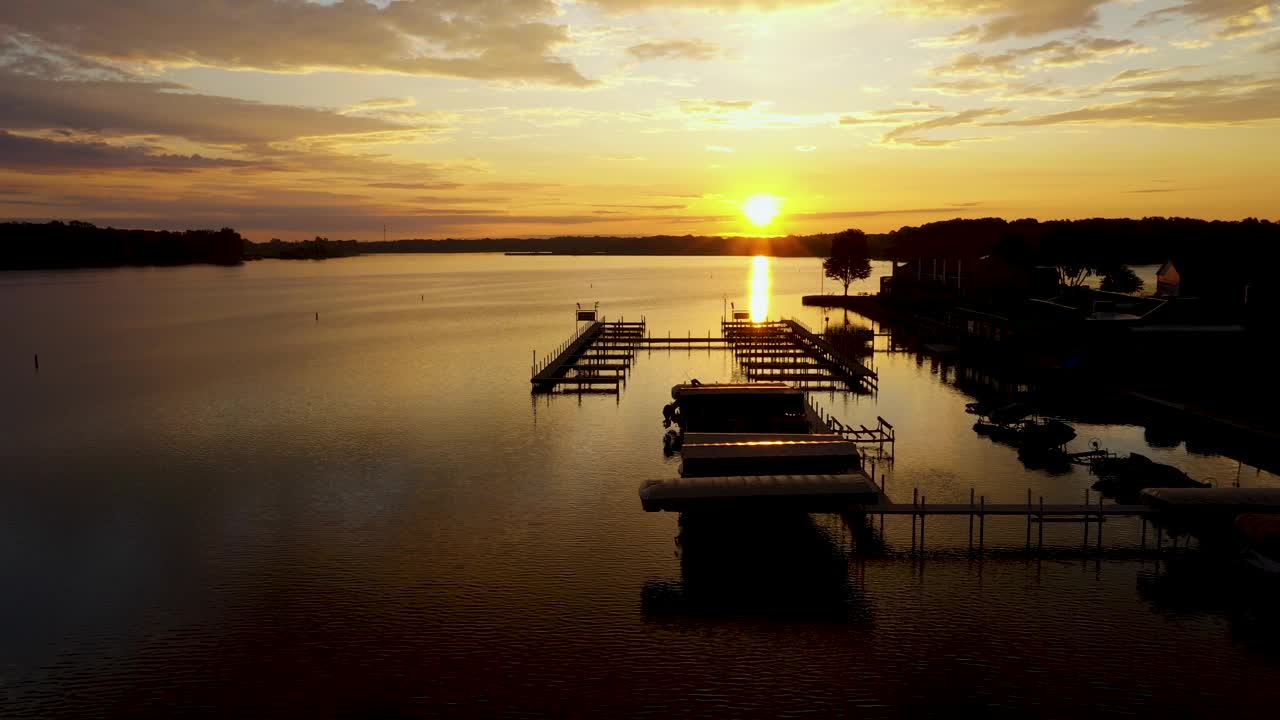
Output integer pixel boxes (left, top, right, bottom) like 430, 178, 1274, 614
1, 1, 1277, 240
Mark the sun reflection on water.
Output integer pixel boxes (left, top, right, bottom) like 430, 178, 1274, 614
749, 255, 771, 322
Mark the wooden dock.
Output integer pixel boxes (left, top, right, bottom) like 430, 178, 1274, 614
723, 319, 878, 391
531, 318, 644, 393
533, 314, 879, 396
850, 486, 1161, 554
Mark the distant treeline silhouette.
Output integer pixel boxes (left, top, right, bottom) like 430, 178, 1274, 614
5, 217, 1276, 270
347, 234, 832, 257
1, 221, 243, 270
247, 237, 362, 260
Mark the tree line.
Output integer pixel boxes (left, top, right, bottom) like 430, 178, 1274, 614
0, 221, 244, 270
4, 217, 1275, 273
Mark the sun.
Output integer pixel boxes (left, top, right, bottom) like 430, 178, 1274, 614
742, 194, 782, 228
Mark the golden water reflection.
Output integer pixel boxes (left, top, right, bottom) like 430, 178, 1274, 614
749, 255, 771, 322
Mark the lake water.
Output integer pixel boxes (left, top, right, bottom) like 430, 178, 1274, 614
3, 254, 1280, 717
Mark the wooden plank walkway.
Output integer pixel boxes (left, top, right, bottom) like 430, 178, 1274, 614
784, 319, 877, 382
865, 503, 1152, 517
532, 318, 643, 393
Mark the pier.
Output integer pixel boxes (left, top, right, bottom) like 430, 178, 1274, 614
724, 319, 877, 391
531, 313, 878, 394
531, 318, 644, 393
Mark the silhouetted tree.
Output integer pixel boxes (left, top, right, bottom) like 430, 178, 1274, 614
1100, 266, 1144, 294
823, 228, 872, 296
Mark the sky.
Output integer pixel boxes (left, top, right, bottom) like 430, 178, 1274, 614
0, 0, 1277, 240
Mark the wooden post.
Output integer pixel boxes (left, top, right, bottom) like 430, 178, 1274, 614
1141, 516, 1147, 550
979, 495, 986, 553
1096, 492, 1103, 551
969, 488, 975, 551
912, 488, 918, 552
1038, 496, 1045, 551
920, 495, 926, 552
1025, 488, 1032, 551
33, 353, 39, 372
1082, 489, 1090, 547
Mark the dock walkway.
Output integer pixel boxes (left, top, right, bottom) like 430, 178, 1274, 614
531, 318, 644, 393
722, 320, 878, 391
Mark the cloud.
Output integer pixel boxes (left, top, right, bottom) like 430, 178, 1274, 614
368, 182, 465, 190
916, 25, 981, 47
591, 203, 687, 209
1143, 1, 1278, 40
914, 77, 1008, 95
587, 0, 835, 10
1110, 66, 1202, 82
795, 145, 818, 151
0, 70, 413, 148
897, 1, 1110, 41
1171, 38, 1214, 48
839, 103, 949, 126
627, 39, 724, 61
883, 107, 1012, 146
931, 38, 1151, 77
344, 97, 418, 113
0, 0, 591, 86
678, 99, 757, 113
791, 206, 987, 220
705, 145, 736, 152
993, 77, 1280, 126
0, 131, 252, 172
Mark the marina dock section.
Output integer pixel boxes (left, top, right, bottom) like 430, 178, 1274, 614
531, 314, 878, 395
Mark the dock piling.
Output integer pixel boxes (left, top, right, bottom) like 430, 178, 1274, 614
1082, 489, 1090, 548
1038, 496, 1045, 550
979, 495, 986, 553
911, 488, 918, 553
969, 488, 975, 551
1025, 488, 1032, 551
920, 495, 926, 552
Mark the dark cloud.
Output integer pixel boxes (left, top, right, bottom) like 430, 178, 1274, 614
931, 38, 1149, 77
588, 0, 834, 10
678, 99, 756, 113
628, 39, 724, 61
0, 131, 253, 172
591, 203, 687, 209
1143, 1, 1278, 39
0, 70, 405, 147
884, 107, 1012, 146
1110, 66, 1203, 82
791, 206, 986, 220
368, 182, 465, 190
993, 77, 1280, 126
902, 1, 1109, 41
0, 0, 590, 86
914, 78, 1008, 95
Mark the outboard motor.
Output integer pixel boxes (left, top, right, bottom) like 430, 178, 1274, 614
662, 429, 682, 456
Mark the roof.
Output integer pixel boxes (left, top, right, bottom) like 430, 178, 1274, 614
639, 472, 881, 512
672, 382, 801, 398
1142, 488, 1280, 510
